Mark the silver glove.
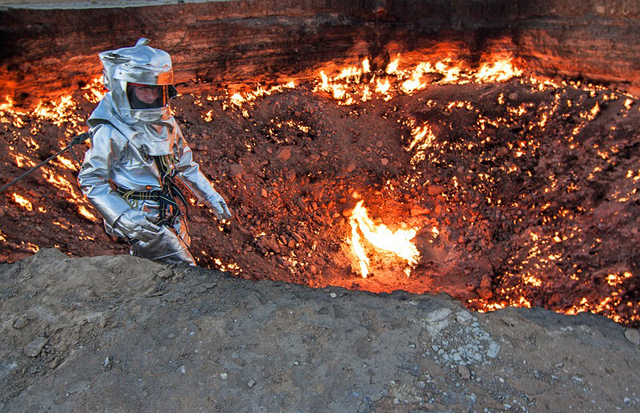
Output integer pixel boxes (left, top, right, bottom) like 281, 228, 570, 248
114, 209, 161, 243
207, 193, 232, 220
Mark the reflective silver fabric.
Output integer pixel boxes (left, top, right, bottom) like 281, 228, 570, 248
78, 39, 229, 265
95, 38, 177, 155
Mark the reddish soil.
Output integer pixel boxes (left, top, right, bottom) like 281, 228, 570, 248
1, 69, 639, 326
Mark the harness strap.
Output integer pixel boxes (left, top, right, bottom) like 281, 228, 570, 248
114, 155, 190, 226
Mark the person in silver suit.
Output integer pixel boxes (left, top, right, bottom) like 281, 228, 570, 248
78, 39, 231, 265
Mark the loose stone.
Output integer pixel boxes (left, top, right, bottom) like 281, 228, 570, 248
24, 336, 48, 358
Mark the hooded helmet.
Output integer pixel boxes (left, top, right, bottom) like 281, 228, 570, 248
99, 38, 178, 118
89, 39, 182, 156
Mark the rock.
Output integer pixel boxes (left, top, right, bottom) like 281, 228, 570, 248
624, 329, 640, 345
13, 315, 29, 330
380, 158, 389, 166
258, 235, 280, 253
24, 336, 48, 358
497, 146, 509, 156
410, 206, 430, 216
427, 185, 446, 196
346, 162, 356, 173
456, 311, 473, 325
477, 274, 493, 299
229, 163, 243, 178
157, 269, 174, 280
458, 365, 471, 380
247, 380, 256, 388
277, 148, 291, 161
487, 342, 500, 359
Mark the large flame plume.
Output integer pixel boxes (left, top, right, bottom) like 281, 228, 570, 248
348, 201, 420, 278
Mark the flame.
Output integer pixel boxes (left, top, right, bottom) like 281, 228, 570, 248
313, 55, 522, 105
23, 241, 40, 253
10, 152, 36, 169
386, 58, 399, 74
375, 78, 391, 95
52, 155, 77, 170
33, 95, 77, 127
77, 205, 98, 222
11, 193, 33, 211
475, 59, 523, 82
203, 110, 214, 122
81, 77, 107, 103
406, 121, 437, 164
42, 167, 98, 221
348, 201, 420, 278
226, 82, 296, 107
1, 96, 27, 127
606, 271, 633, 287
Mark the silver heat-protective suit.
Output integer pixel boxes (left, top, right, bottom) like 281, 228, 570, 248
78, 38, 231, 265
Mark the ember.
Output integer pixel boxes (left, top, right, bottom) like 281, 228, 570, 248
1, 53, 639, 327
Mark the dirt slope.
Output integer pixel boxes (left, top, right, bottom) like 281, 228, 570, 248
1, 248, 639, 412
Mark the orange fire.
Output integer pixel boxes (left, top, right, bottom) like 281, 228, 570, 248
313, 55, 522, 105
11, 193, 33, 211
228, 81, 296, 107
42, 167, 98, 221
348, 201, 420, 278
81, 77, 107, 103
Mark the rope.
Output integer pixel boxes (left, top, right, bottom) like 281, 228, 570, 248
0, 132, 90, 194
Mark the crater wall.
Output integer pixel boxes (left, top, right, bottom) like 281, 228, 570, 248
1, 0, 639, 103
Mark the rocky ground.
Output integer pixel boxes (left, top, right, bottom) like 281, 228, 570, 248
1, 248, 639, 412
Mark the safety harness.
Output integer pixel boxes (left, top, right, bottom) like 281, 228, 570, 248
115, 155, 190, 226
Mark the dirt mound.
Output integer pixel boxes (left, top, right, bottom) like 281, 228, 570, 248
1, 248, 639, 412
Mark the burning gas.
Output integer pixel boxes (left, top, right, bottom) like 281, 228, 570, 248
347, 201, 420, 278
314, 55, 523, 104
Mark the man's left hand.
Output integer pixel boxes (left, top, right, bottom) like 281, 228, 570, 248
207, 193, 232, 220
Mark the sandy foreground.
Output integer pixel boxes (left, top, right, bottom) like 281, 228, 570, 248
1, 248, 639, 412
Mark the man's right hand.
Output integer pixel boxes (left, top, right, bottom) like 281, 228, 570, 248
114, 209, 160, 243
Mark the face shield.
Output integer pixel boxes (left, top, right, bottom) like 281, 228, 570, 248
127, 83, 178, 109
91, 39, 183, 156
98, 39, 177, 115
